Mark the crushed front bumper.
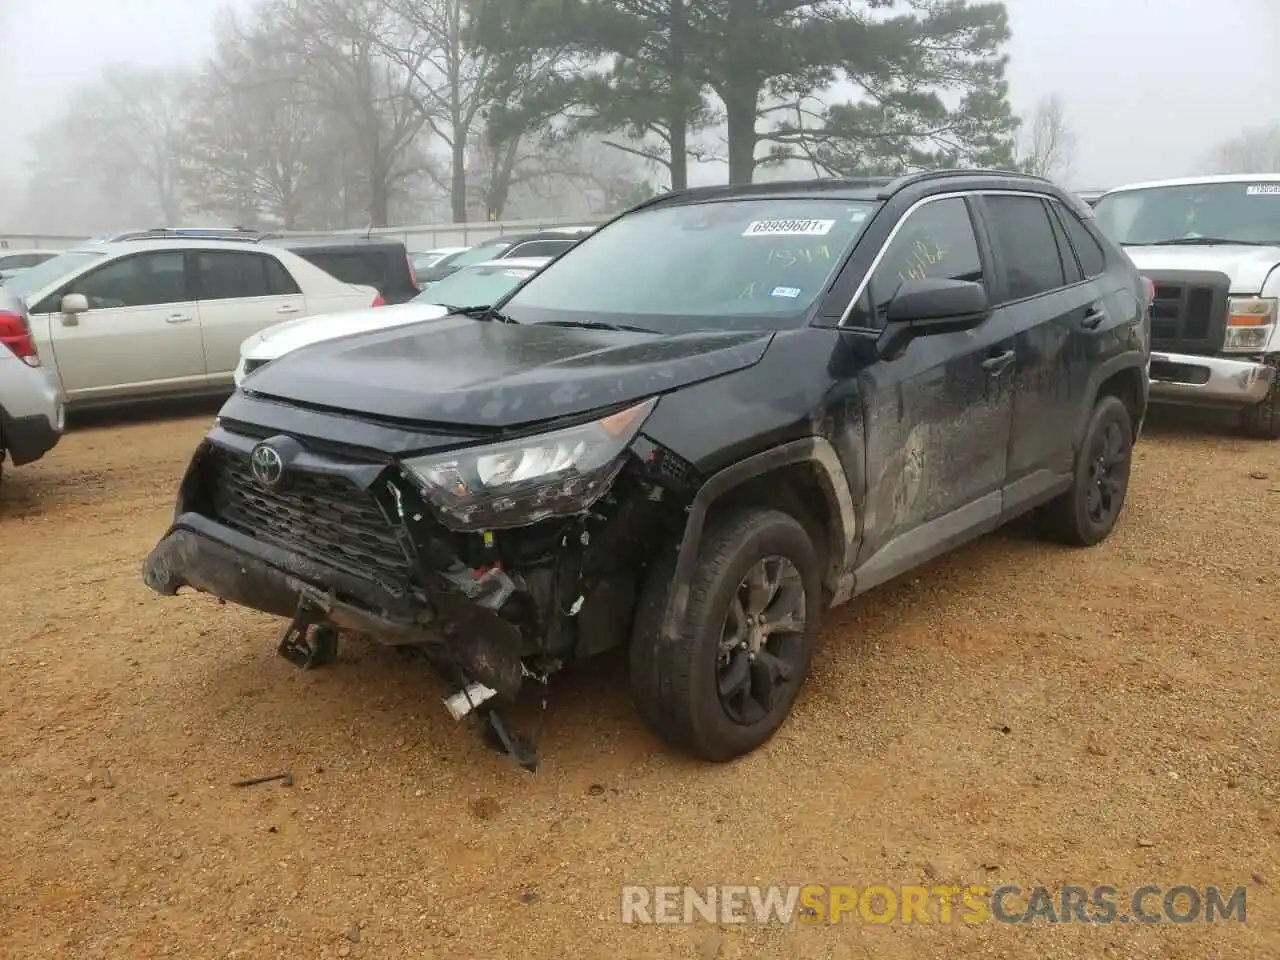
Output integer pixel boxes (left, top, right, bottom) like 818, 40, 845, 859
141, 513, 526, 699
1148, 351, 1276, 407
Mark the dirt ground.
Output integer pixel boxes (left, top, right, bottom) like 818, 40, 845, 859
0, 402, 1277, 960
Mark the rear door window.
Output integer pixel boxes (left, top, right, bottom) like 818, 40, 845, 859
195, 251, 301, 300
983, 195, 1068, 301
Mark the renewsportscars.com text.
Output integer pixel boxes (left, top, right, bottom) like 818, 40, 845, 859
620, 884, 1247, 925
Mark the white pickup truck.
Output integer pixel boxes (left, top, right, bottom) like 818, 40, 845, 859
1093, 174, 1280, 438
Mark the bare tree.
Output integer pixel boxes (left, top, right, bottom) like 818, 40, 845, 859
182, 11, 331, 228
1205, 124, 1280, 173
1020, 93, 1076, 181
268, 0, 431, 227
22, 64, 192, 232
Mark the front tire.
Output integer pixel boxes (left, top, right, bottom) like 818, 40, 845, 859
629, 508, 820, 762
1241, 365, 1280, 439
1041, 395, 1134, 547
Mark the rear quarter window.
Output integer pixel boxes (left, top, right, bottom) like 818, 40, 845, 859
301, 251, 388, 288
1057, 207, 1108, 278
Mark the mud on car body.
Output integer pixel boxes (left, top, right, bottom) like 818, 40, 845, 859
142, 170, 1150, 766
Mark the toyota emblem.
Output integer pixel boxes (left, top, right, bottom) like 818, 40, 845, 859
249, 442, 285, 488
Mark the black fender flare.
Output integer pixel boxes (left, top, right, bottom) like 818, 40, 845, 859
658, 437, 859, 642
1076, 351, 1149, 447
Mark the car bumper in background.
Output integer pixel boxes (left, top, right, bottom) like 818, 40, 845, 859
1148, 351, 1276, 407
1, 404, 63, 465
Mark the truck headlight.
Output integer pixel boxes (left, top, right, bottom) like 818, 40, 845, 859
1223, 297, 1276, 353
400, 397, 657, 531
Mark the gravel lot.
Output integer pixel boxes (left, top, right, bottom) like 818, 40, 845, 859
1, 403, 1277, 959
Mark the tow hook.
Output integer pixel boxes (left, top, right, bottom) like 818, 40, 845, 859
276, 600, 339, 669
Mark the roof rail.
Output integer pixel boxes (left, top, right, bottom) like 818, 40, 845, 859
877, 167, 1047, 199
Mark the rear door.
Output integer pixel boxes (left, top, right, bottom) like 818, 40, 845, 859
974, 192, 1098, 511
193, 249, 305, 384
44, 250, 203, 402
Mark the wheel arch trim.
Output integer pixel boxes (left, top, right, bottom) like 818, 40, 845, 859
658, 437, 858, 642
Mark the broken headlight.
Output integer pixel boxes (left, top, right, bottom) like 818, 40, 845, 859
401, 397, 657, 531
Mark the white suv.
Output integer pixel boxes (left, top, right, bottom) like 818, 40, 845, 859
2, 239, 381, 410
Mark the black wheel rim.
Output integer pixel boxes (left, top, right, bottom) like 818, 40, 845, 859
1086, 419, 1129, 526
716, 555, 808, 726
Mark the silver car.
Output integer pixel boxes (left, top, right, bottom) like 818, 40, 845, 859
0, 286, 63, 482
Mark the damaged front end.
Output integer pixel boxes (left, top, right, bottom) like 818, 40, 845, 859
141, 396, 696, 766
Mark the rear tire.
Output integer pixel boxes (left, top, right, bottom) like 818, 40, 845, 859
1040, 395, 1134, 547
629, 508, 820, 762
1241, 366, 1280, 439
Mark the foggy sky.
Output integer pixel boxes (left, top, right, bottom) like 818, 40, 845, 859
1, 0, 1277, 197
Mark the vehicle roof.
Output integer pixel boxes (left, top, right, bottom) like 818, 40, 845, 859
63, 238, 298, 256
1101, 173, 1280, 194
264, 236, 408, 251
414, 246, 470, 255
633, 168, 1069, 207
0, 248, 60, 256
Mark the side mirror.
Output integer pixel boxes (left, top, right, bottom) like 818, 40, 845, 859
61, 293, 88, 314
876, 277, 990, 360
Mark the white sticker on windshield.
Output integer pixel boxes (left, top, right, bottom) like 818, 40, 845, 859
743, 218, 835, 237
772, 286, 801, 298
848, 209, 869, 223
1245, 184, 1280, 195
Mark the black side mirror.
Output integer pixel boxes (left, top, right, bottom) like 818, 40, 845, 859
876, 277, 990, 360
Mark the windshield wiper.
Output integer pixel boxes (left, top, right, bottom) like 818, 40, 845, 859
439, 304, 518, 323
536, 319, 657, 334
1141, 237, 1274, 247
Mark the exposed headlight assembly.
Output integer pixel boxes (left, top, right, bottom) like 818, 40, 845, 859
1223, 297, 1277, 353
401, 397, 657, 530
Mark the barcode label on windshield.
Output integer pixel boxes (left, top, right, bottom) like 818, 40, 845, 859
743, 218, 835, 236
1245, 184, 1280, 195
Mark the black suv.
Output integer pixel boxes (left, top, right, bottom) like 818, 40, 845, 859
142, 171, 1150, 766
262, 237, 421, 304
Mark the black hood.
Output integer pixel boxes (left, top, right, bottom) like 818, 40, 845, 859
242, 315, 773, 428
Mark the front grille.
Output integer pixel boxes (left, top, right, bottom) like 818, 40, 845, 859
204, 445, 411, 587
1148, 276, 1229, 355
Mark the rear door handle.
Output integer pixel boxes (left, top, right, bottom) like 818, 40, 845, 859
981, 348, 1016, 373
1081, 305, 1106, 329
166, 313, 194, 324
276, 304, 301, 314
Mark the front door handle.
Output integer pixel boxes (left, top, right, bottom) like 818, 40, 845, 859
981, 348, 1016, 374
276, 304, 301, 314
1081, 305, 1106, 329
166, 313, 194, 324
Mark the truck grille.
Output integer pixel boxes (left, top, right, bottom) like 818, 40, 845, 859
205, 445, 411, 587
1147, 273, 1230, 355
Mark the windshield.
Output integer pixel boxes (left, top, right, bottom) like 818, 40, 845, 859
501, 198, 880, 332
414, 262, 539, 307
3, 250, 105, 299
1094, 181, 1280, 246
446, 241, 514, 269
